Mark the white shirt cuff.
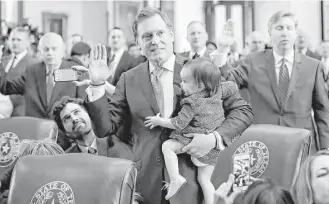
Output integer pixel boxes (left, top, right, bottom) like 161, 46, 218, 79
85, 85, 106, 102
213, 131, 226, 151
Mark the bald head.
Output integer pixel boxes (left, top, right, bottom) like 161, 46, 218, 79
38, 32, 65, 67
246, 31, 265, 53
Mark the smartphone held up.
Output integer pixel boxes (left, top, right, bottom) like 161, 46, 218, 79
53, 69, 89, 82
232, 153, 251, 189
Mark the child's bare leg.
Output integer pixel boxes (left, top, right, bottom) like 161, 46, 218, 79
162, 139, 185, 181
198, 165, 215, 204
162, 139, 187, 200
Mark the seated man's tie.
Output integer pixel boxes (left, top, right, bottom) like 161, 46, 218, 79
192, 53, 200, 59
88, 147, 98, 154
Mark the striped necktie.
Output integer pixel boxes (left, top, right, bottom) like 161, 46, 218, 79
151, 67, 165, 116
46, 70, 55, 105
278, 58, 290, 106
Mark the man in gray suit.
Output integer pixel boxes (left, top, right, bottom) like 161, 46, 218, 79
1, 27, 38, 116
180, 21, 211, 59
79, 7, 253, 204
217, 11, 329, 151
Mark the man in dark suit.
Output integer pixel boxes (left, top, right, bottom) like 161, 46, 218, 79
81, 7, 253, 204
107, 27, 139, 86
52, 96, 133, 159
0, 32, 87, 150
295, 29, 321, 60
180, 21, 211, 59
1, 27, 38, 116
64, 42, 91, 67
217, 11, 329, 151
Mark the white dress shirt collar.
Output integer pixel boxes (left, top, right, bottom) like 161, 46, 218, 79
111, 47, 126, 61
77, 136, 98, 154
273, 50, 294, 84
149, 54, 176, 74
189, 47, 207, 59
300, 47, 308, 55
5, 51, 28, 73
12, 50, 27, 62
273, 49, 294, 66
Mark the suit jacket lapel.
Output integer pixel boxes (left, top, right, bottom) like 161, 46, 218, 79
139, 55, 184, 116
15, 55, 28, 69
1, 57, 10, 69
35, 63, 47, 109
111, 52, 127, 84
96, 137, 108, 156
139, 62, 159, 115
265, 51, 281, 107
284, 53, 301, 105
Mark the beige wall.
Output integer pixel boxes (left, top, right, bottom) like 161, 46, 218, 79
24, 1, 83, 41
82, 1, 107, 44
254, 0, 321, 49
23, 1, 107, 44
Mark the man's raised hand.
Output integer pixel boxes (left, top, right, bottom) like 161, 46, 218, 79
88, 44, 112, 85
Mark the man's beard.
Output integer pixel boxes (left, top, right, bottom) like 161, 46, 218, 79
68, 128, 92, 141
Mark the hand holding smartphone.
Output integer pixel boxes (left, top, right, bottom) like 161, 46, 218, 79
54, 69, 78, 82
232, 153, 251, 189
54, 68, 89, 82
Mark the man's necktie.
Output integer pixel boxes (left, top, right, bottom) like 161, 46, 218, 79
151, 67, 164, 117
107, 54, 116, 82
278, 58, 290, 106
46, 70, 55, 104
109, 54, 115, 64
6, 55, 16, 72
87, 147, 97, 154
192, 53, 200, 59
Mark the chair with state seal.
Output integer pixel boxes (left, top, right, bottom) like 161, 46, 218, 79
0, 116, 58, 177
212, 124, 311, 189
8, 154, 137, 204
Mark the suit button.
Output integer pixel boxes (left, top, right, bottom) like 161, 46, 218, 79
156, 157, 161, 162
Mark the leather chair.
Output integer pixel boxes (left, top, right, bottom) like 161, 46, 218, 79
0, 117, 58, 176
8, 154, 137, 204
212, 124, 311, 189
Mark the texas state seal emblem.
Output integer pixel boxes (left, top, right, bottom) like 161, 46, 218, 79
233, 141, 270, 178
0, 132, 20, 167
30, 181, 75, 204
